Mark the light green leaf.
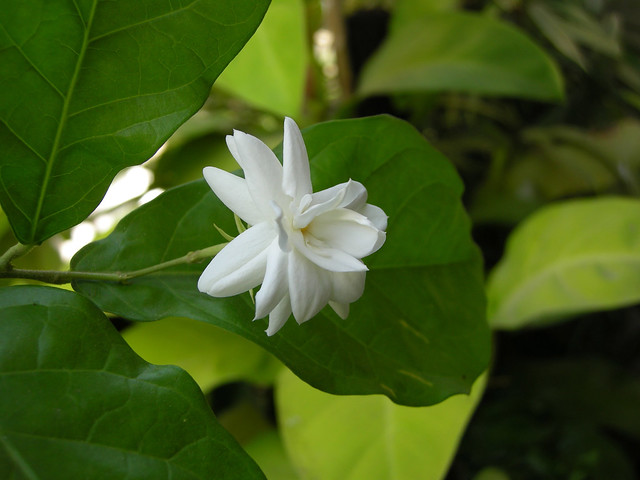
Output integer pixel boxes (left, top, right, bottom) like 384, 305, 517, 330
488, 197, 640, 329
122, 316, 282, 393
0, 285, 265, 479
244, 431, 300, 480
215, 0, 307, 116
358, 12, 564, 101
276, 367, 486, 480
0, 0, 269, 244
72, 115, 490, 406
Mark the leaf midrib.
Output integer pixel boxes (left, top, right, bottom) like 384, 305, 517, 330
29, 0, 98, 243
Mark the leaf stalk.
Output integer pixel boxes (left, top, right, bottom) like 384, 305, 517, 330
0, 243, 227, 285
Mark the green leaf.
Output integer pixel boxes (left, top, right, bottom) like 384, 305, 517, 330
72, 115, 491, 406
390, 0, 461, 33
488, 197, 640, 329
276, 367, 486, 480
0, 285, 265, 479
122, 316, 282, 393
244, 431, 300, 480
215, 0, 307, 116
358, 12, 564, 101
528, 2, 587, 69
0, 0, 269, 245
527, 1, 622, 69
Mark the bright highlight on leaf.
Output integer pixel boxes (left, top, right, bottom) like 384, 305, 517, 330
198, 118, 388, 335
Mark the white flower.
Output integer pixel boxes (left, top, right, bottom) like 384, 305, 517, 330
198, 117, 387, 336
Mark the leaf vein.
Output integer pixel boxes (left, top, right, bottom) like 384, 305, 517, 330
29, 0, 99, 242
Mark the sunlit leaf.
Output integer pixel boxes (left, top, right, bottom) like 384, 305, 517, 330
215, 0, 307, 116
358, 12, 564, 101
488, 197, 640, 329
123, 316, 282, 393
72, 115, 491, 406
0, 0, 269, 244
244, 431, 300, 480
0, 285, 265, 479
276, 367, 486, 480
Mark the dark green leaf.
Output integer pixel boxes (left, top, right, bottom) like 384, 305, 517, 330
358, 12, 564, 101
0, 0, 269, 244
0, 285, 265, 479
390, 0, 461, 33
72, 115, 491, 406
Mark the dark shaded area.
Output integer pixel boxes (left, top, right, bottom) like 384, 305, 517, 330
449, 306, 640, 480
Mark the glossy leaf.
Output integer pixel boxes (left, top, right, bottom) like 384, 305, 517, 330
72, 115, 491, 406
0, 0, 269, 244
358, 12, 564, 101
0, 285, 265, 479
215, 0, 307, 116
276, 367, 486, 480
488, 197, 640, 329
123, 316, 282, 393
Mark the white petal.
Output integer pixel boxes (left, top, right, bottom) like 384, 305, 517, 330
358, 203, 388, 231
313, 180, 367, 210
329, 301, 349, 319
291, 230, 368, 272
288, 250, 331, 323
254, 242, 289, 319
231, 130, 287, 217
293, 185, 347, 229
307, 208, 381, 258
371, 231, 386, 255
294, 180, 367, 228
330, 271, 366, 305
202, 167, 263, 226
198, 222, 274, 297
271, 201, 290, 252
266, 293, 292, 336
282, 117, 312, 201
226, 135, 242, 168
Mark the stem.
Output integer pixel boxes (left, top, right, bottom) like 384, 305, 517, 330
0, 243, 34, 270
0, 243, 227, 285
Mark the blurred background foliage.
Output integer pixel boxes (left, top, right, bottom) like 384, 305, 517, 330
2, 0, 639, 478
